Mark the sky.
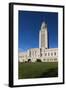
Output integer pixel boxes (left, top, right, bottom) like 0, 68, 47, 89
18, 11, 58, 52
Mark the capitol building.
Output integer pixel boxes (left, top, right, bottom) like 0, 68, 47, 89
19, 22, 58, 62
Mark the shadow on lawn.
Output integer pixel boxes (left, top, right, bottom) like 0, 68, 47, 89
36, 67, 58, 78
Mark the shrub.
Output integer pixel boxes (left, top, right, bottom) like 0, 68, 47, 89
36, 59, 42, 62
25, 61, 28, 63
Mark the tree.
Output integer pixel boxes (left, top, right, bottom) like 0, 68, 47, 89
28, 59, 31, 62
36, 59, 42, 62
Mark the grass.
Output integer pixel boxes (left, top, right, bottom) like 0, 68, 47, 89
18, 62, 58, 79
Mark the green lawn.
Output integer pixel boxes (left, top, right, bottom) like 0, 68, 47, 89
18, 62, 58, 79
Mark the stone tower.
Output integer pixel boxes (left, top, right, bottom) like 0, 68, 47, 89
39, 22, 48, 49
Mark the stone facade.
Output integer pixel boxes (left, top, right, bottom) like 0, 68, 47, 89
19, 22, 58, 62
19, 48, 58, 62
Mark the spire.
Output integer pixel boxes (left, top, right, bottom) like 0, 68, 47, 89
41, 22, 47, 30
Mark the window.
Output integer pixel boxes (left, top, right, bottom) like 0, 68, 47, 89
51, 53, 53, 56
38, 55, 39, 57
40, 53, 42, 57
54, 52, 56, 55
54, 58, 57, 61
35, 51, 36, 55
32, 51, 34, 57
48, 53, 50, 56
45, 53, 47, 56
43, 59, 45, 61
50, 59, 52, 61
25, 55, 27, 57
50, 59, 53, 61
40, 48, 42, 52
29, 51, 31, 57
47, 59, 49, 62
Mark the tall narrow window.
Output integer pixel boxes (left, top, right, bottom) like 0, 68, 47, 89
29, 51, 31, 57
54, 52, 56, 55
48, 53, 50, 56
45, 53, 47, 56
51, 53, 53, 56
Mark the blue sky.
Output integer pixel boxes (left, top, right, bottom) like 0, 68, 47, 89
18, 11, 58, 52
